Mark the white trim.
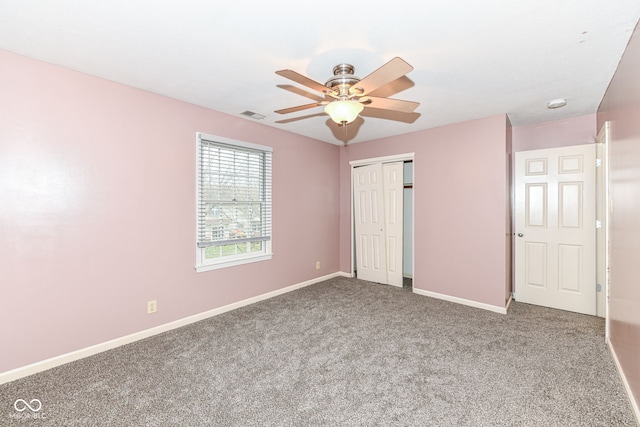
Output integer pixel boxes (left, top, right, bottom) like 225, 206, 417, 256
0, 272, 345, 385
195, 253, 272, 272
608, 340, 640, 424
350, 152, 415, 167
197, 132, 273, 153
412, 288, 508, 314
350, 153, 415, 280
596, 122, 611, 337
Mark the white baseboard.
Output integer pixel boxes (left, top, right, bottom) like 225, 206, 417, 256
412, 288, 508, 314
608, 340, 640, 424
0, 272, 346, 385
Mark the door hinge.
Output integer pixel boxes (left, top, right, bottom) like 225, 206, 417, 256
596, 220, 602, 229
596, 284, 602, 292
596, 158, 602, 167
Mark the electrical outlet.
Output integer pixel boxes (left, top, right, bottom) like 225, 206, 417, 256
315, 261, 321, 270
147, 300, 157, 314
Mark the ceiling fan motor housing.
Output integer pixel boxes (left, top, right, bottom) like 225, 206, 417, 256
325, 63, 362, 97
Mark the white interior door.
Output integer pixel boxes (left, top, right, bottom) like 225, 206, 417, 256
515, 144, 597, 315
383, 162, 404, 287
354, 163, 388, 284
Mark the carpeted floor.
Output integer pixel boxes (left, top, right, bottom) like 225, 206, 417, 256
1, 276, 636, 426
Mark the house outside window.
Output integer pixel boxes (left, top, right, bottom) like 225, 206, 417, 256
195, 133, 272, 272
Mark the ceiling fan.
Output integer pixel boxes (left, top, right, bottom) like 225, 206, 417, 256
274, 57, 419, 125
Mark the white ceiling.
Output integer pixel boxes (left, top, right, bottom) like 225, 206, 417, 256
1, 1, 639, 145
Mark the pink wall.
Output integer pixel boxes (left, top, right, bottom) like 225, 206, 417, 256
0, 49, 341, 373
597, 22, 640, 413
339, 115, 510, 308
512, 114, 597, 152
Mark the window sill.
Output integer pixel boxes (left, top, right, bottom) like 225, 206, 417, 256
195, 253, 273, 273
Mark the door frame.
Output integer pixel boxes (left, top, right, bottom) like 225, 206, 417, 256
512, 140, 608, 319
350, 153, 415, 286
596, 122, 610, 337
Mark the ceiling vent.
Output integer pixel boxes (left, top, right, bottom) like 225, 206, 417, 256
241, 110, 266, 120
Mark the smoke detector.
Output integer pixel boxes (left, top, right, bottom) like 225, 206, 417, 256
547, 98, 567, 109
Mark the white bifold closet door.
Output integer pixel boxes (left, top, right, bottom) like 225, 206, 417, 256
353, 162, 403, 287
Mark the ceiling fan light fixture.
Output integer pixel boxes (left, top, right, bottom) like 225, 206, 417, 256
324, 100, 364, 124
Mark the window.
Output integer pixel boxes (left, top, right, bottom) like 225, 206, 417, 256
195, 133, 272, 272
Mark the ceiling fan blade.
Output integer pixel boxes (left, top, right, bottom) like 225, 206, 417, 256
277, 84, 325, 102
275, 112, 327, 124
360, 108, 421, 124
363, 96, 419, 113
352, 57, 414, 96
276, 69, 331, 95
274, 102, 324, 115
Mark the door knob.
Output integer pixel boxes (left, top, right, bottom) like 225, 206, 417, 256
517, 233, 524, 237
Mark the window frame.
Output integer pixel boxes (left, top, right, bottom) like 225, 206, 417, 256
195, 132, 273, 272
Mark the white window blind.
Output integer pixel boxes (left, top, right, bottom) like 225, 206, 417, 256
196, 133, 272, 270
